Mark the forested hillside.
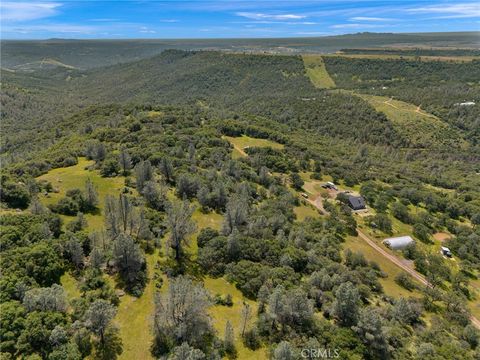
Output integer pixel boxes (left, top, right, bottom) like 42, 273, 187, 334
323, 57, 480, 144
1, 46, 480, 360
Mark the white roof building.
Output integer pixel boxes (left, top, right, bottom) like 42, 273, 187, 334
383, 236, 414, 250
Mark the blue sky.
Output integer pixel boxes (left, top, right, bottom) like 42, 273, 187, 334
1, 1, 479, 39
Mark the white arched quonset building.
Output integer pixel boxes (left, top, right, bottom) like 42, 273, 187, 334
383, 235, 414, 250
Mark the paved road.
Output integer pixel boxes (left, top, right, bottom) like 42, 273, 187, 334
306, 194, 480, 329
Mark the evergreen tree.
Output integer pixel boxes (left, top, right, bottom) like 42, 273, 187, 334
112, 233, 146, 294
332, 282, 360, 327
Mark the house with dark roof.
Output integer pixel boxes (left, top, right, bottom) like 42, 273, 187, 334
347, 196, 366, 210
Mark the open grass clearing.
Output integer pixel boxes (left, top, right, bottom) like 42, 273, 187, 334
36, 157, 125, 231
36, 159, 159, 358
116, 252, 159, 360
204, 277, 267, 360
302, 55, 336, 88
60, 272, 81, 303
469, 279, 480, 319
354, 93, 466, 149
223, 135, 284, 159
294, 202, 319, 221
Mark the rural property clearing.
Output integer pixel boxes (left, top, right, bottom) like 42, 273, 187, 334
304, 181, 480, 329
223, 135, 284, 158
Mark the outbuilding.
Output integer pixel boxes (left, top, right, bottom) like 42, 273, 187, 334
348, 196, 366, 210
383, 235, 414, 250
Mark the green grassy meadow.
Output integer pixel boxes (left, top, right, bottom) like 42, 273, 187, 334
223, 135, 284, 159
302, 55, 336, 89
204, 277, 268, 359
116, 252, 159, 360
37, 158, 125, 230
294, 202, 319, 221
355, 93, 465, 149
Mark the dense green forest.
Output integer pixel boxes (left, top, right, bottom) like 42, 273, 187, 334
1, 44, 480, 360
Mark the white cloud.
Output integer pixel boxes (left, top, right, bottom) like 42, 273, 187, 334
139, 26, 156, 33
350, 16, 392, 21
407, 3, 480, 19
0, 1, 62, 22
159, 19, 179, 23
234, 20, 316, 25
236, 12, 306, 21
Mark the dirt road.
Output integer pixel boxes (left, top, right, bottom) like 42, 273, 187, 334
358, 229, 480, 329
306, 195, 480, 329
306, 195, 327, 215
356, 229, 428, 285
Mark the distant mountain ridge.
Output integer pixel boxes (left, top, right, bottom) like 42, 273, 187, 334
2, 31, 479, 70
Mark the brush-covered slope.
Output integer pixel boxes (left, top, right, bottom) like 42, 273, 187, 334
72, 50, 313, 104
69, 50, 402, 146
3, 50, 475, 161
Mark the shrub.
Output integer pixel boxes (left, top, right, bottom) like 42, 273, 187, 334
50, 197, 79, 216
413, 223, 432, 243
0, 176, 31, 209
101, 159, 120, 177
197, 227, 219, 248
395, 272, 416, 291
242, 328, 261, 350
213, 293, 233, 307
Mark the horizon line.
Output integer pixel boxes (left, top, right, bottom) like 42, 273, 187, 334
2, 30, 480, 42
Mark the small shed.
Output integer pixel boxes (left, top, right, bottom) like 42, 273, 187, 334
348, 196, 366, 210
383, 236, 414, 250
